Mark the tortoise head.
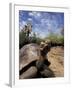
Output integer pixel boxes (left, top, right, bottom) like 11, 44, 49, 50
40, 40, 51, 56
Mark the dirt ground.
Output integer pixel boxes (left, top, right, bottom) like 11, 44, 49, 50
47, 46, 64, 77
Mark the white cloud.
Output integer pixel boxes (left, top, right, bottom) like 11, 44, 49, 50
27, 18, 32, 21
36, 13, 41, 17
22, 21, 26, 25
41, 19, 45, 23
19, 21, 26, 30
29, 12, 41, 18
40, 19, 51, 31
34, 27, 48, 38
39, 33, 47, 38
41, 18, 50, 25
40, 17, 59, 33
29, 12, 34, 16
55, 26, 64, 35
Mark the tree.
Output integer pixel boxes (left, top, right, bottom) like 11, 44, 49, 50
25, 22, 32, 37
19, 22, 32, 48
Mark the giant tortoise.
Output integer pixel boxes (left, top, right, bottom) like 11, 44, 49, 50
19, 41, 55, 79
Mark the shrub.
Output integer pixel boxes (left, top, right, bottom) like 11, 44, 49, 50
19, 31, 43, 49
19, 31, 29, 49
45, 34, 64, 46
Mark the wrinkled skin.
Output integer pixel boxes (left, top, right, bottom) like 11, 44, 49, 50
36, 59, 53, 78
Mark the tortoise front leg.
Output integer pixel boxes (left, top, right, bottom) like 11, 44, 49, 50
36, 60, 55, 78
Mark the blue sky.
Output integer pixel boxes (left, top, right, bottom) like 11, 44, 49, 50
19, 10, 64, 38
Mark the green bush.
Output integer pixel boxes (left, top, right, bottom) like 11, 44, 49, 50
31, 37, 43, 45
19, 31, 29, 49
30, 33, 43, 45
19, 31, 43, 48
45, 34, 64, 46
